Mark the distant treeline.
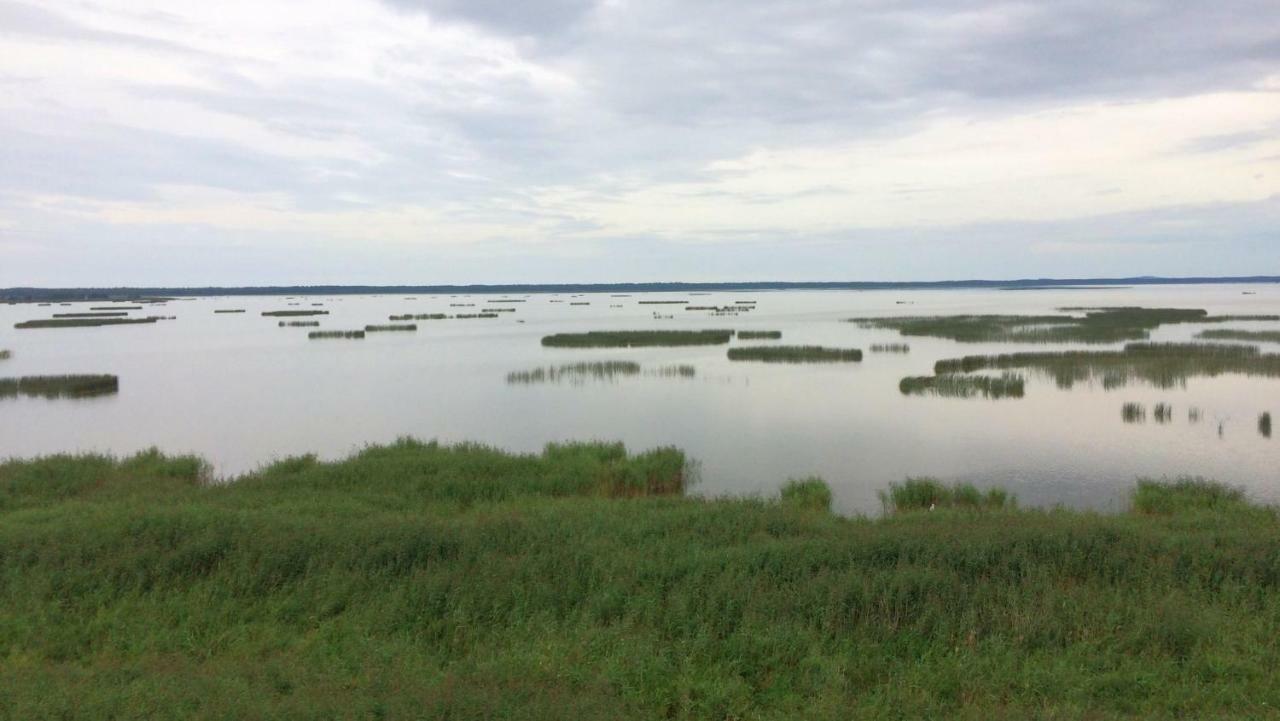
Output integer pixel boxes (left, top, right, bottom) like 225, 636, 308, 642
2, 276, 1277, 302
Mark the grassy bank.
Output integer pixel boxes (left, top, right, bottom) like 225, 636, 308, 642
1, 443, 1278, 718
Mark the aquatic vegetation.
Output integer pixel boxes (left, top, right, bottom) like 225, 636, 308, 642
15, 317, 159, 329
364, 324, 417, 332
1197, 329, 1280, 343
542, 330, 734, 347
454, 313, 499, 319
0, 374, 119, 399
1153, 403, 1173, 424
1122, 402, 1146, 423
1188, 407, 1202, 423
778, 476, 832, 512
1262, 412, 1273, 438
878, 477, 1013, 512
91, 306, 142, 310
849, 307, 1275, 344
570, 302, 591, 306
727, 345, 862, 362
262, 310, 329, 317
390, 314, 447, 321
899, 373, 1025, 399
51, 312, 128, 318
308, 330, 365, 339
0, 350, 9, 360
638, 300, 688, 304
737, 330, 782, 339
933, 343, 1280, 390
214, 309, 246, 314
487, 299, 526, 303
278, 321, 320, 327
506, 361, 642, 384
647, 365, 696, 378
869, 343, 910, 353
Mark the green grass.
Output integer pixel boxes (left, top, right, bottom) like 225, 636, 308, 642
899, 373, 1025, 399
933, 342, 1280, 390
262, 311, 329, 317
2, 446, 1280, 717
778, 476, 832, 512
878, 477, 1013, 512
727, 345, 862, 362
0, 374, 118, 399
849, 308, 1276, 344
308, 330, 365, 339
1197, 329, 1280, 343
637, 300, 688, 304
278, 321, 320, 327
647, 364, 696, 378
542, 330, 734, 348
870, 343, 910, 353
1130, 477, 1249, 514
364, 324, 418, 332
736, 330, 782, 339
15, 318, 158, 329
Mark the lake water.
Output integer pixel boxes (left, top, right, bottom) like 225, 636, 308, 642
2, 285, 1277, 513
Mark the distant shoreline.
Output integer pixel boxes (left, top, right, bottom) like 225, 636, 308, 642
2, 276, 1276, 302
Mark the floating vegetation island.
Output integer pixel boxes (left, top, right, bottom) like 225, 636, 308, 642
737, 330, 782, 340
542, 330, 733, 348
262, 310, 329, 317
0, 374, 119, 399
899, 373, 1025, 399
728, 346, 863, 363
308, 330, 364, 339
15, 317, 158, 329
849, 307, 1280, 344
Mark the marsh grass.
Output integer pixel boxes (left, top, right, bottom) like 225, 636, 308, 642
933, 343, 1280, 390
870, 343, 910, 353
365, 324, 418, 332
1197, 329, 1280, 343
91, 306, 142, 310
1261, 412, 1273, 438
1122, 403, 1146, 423
1188, 407, 1202, 423
879, 477, 1013, 512
646, 365, 696, 379
1131, 477, 1248, 514
454, 313, 499, 319
849, 308, 1277, 344
1153, 403, 1173, 424
727, 345, 862, 363
542, 330, 733, 347
0, 374, 118, 399
487, 299, 526, 303
779, 477, 832, 512
390, 314, 447, 321
278, 321, 320, 327
899, 373, 1025, 399
0, 350, 10, 361
308, 330, 365, 339
15, 317, 158, 329
214, 309, 246, 314
51, 312, 128, 318
2, 449, 1280, 718
737, 330, 782, 339
507, 361, 642, 385
262, 310, 329, 317
638, 300, 688, 304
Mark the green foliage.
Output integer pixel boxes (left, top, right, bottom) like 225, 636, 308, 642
1122, 402, 1146, 423
0, 374, 118, 399
778, 476, 832, 512
3, 445, 1280, 719
542, 330, 734, 347
870, 343, 910, 353
1131, 477, 1248, 515
727, 345, 862, 363
880, 477, 1014, 512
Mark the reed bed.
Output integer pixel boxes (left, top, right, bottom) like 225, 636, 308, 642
278, 321, 320, 327
542, 330, 733, 348
899, 373, 1025, 399
262, 310, 329, 317
879, 477, 1013, 512
727, 345, 862, 363
15, 317, 158, 329
570, 302, 591, 306
308, 330, 365, 339
1262, 412, 1273, 438
1153, 403, 1174, 423
0, 350, 9, 361
646, 365, 696, 378
870, 343, 910, 353
1122, 402, 1146, 423
849, 307, 1272, 344
737, 330, 782, 339
0, 374, 118, 399
214, 309, 246, 314
1197, 329, 1280, 343
51, 312, 128, 318
1188, 407, 1202, 423
390, 314, 447, 321
506, 361, 642, 384
364, 324, 418, 332
91, 306, 142, 310
638, 300, 688, 304
454, 313, 499, 319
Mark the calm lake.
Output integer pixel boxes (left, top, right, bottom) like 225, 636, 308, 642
2, 284, 1277, 513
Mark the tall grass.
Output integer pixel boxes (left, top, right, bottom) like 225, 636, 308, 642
262, 310, 329, 317
727, 346, 862, 363
1, 447, 1280, 717
507, 361, 642, 384
390, 314, 447, 320
214, 309, 246, 314
52, 312, 129, 318
1261, 412, 1273, 438
870, 343, 910, 353
899, 373, 1024, 399
278, 321, 320, 327
878, 477, 1013, 512
0, 374, 118, 399
778, 476, 832, 511
1198, 329, 1280, 343
308, 330, 364, 339
15, 317, 158, 329
542, 330, 733, 347
1153, 402, 1173, 423
0, 349, 10, 361
1122, 402, 1146, 423
365, 324, 418, 332
737, 330, 782, 339
1131, 477, 1248, 514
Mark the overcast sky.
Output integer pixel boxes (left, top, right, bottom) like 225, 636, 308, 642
2, 0, 1278, 285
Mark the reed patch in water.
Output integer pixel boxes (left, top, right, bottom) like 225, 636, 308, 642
899, 373, 1025, 399
214, 309, 246, 314
737, 330, 782, 339
1197, 329, 1280, 343
542, 330, 733, 347
728, 345, 862, 363
52, 312, 128, 318
390, 314, 447, 321
1261, 412, 1273, 439
308, 330, 365, 339
870, 343, 911, 353
1123, 402, 1146, 423
262, 310, 329, 317
15, 317, 158, 329
279, 321, 320, 327
0, 374, 118, 399
1153, 403, 1173, 424
91, 306, 142, 310
365, 324, 417, 332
